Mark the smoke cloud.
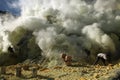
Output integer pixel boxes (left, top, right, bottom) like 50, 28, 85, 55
0, 0, 120, 64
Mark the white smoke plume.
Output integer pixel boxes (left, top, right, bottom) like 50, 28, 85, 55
82, 23, 115, 52
94, 0, 117, 12
0, 0, 120, 64
0, 12, 16, 52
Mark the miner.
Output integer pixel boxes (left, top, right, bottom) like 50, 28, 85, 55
93, 52, 111, 66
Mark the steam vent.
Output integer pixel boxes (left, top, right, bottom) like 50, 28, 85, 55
0, 0, 120, 80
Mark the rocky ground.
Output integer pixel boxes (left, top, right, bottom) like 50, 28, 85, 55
0, 62, 120, 80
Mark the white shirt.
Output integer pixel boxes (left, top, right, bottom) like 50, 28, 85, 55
97, 53, 107, 60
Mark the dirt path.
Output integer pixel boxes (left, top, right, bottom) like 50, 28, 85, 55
0, 63, 120, 80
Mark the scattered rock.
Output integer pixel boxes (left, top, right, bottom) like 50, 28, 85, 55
93, 73, 99, 78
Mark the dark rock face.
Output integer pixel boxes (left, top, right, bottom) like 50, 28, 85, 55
0, 10, 8, 14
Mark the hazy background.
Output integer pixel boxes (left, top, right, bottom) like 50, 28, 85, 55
0, 0, 120, 66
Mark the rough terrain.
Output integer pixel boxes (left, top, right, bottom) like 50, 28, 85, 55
0, 62, 120, 80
